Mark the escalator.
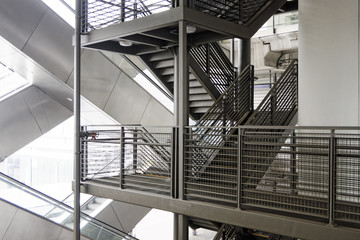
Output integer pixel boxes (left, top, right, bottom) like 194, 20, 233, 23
0, 172, 137, 240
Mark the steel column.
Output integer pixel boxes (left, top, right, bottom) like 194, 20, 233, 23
237, 38, 250, 75
173, 20, 189, 240
73, 0, 82, 239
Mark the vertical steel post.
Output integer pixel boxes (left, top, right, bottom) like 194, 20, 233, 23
237, 38, 250, 76
271, 73, 277, 125
329, 129, 336, 225
290, 129, 297, 194
120, 126, 125, 189
171, 127, 178, 198
173, 20, 189, 240
133, 127, 138, 172
74, 0, 82, 239
237, 127, 243, 209
120, 0, 125, 22
80, 126, 86, 181
206, 44, 210, 75
250, 65, 254, 112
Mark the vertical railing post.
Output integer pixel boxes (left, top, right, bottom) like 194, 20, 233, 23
80, 126, 87, 182
238, 0, 243, 23
119, 126, 125, 189
120, 0, 125, 22
134, 0, 137, 19
250, 65, 254, 112
222, 96, 227, 138
81, 0, 88, 33
271, 73, 277, 125
290, 129, 297, 194
237, 127, 243, 209
133, 127, 138, 172
329, 129, 336, 225
206, 44, 210, 75
171, 127, 178, 198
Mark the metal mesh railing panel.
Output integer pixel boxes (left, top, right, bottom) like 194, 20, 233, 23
81, 126, 173, 195
82, 0, 172, 32
194, 0, 270, 23
184, 127, 239, 205
240, 129, 330, 218
81, 129, 121, 180
334, 133, 360, 225
122, 127, 172, 195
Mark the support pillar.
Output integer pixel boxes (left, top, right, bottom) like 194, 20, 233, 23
173, 20, 189, 240
237, 38, 251, 75
73, 0, 82, 239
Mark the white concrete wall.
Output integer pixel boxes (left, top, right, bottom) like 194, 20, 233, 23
298, 0, 359, 126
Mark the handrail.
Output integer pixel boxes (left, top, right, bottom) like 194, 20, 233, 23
0, 172, 137, 240
245, 60, 298, 125
186, 65, 253, 175
190, 42, 236, 94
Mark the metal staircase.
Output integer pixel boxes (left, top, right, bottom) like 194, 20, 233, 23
139, 41, 235, 119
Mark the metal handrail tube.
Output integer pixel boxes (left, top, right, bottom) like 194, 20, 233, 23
0, 172, 137, 239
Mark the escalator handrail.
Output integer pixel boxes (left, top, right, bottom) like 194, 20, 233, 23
0, 172, 138, 240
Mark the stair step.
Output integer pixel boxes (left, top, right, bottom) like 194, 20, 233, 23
159, 67, 174, 75
153, 59, 175, 68
164, 74, 197, 83
147, 51, 173, 61
189, 94, 212, 101
190, 87, 207, 94
189, 81, 202, 87
190, 100, 214, 107
192, 107, 210, 113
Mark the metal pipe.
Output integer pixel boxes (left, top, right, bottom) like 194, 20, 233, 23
73, 0, 82, 239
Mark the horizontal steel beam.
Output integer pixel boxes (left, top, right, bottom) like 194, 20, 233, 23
81, 8, 182, 46
80, 182, 360, 240
183, 8, 252, 39
81, 7, 253, 48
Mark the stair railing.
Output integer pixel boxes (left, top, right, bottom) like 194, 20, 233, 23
190, 42, 236, 94
82, 0, 172, 32
187, 65, 254, 175
245, 59, 298, 126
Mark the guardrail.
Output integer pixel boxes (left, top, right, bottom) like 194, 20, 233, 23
81, 125, 174, 196
80, 0, 272, 33
81, 125, 360, 227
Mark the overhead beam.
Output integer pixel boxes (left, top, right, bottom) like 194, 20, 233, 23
81, 183, 360, 240
141, 29, 178, 43
192, 32, 231, 46
246, 0, 288, 37
85, 41, 137, 54
81, 8, 182, 47
121, 34, 167, 47
183, 8, 252, 39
